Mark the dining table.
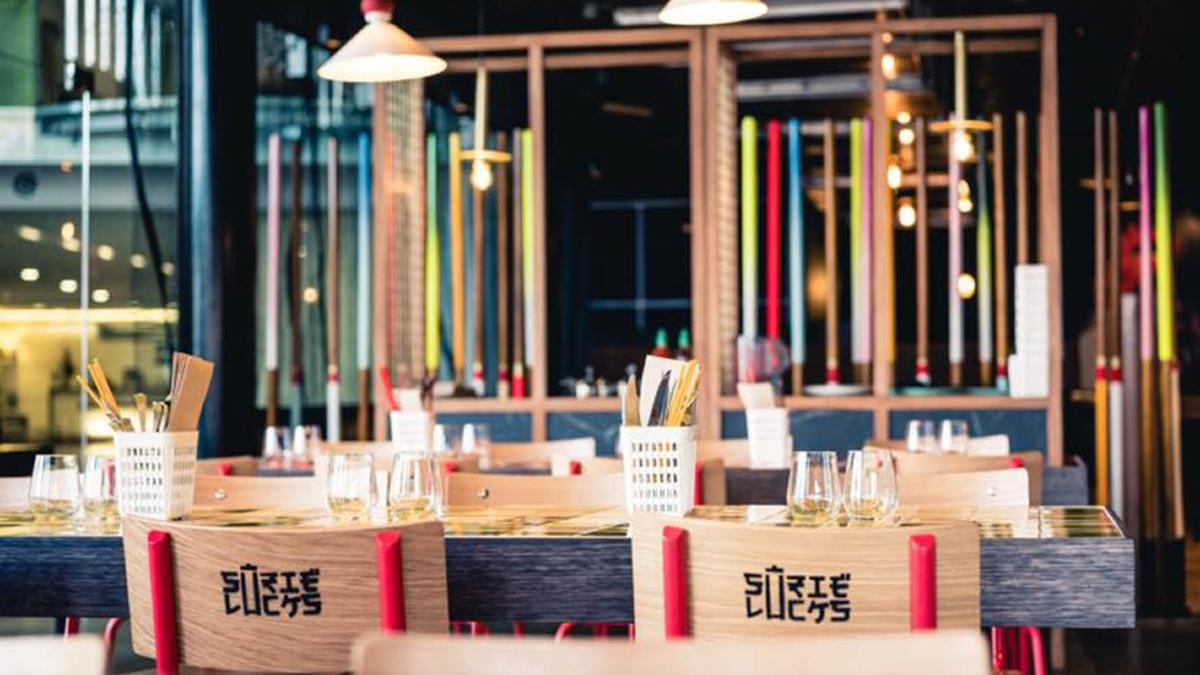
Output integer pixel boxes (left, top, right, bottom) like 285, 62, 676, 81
0, 503, 1133, 629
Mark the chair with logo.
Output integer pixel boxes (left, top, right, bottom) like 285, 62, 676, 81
630, 513, 981, 639
121, 516, 448, 673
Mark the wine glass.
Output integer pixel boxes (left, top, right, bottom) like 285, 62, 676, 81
28, 454, 81, 525
81, 455, 118, 527
388, 452, 437, 519
291, 425, 322, 463
843, 449, 898, 522
905, 419, 939, 453
939, 419, 970, 454
262, 426, 291, 466
786, 451, 840, 526
326, 452, 376, 521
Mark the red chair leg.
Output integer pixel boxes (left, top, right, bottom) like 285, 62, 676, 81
592, 623, 610, 638
147, 531, 179, 675
512, 620, 525, 637
554, 622, 577, 640
991, 626, 1008, 671
693, 466, 704, 506
217, 461, 233, 476
103, 618, 125, 674
375, 532, 406, 633
628, 623, 636, 641
662, 526, 689, 638
1021, 626, 1046, 675
908, 534, 937, 631
62, 617, 81, 637
568, 461, 582, 475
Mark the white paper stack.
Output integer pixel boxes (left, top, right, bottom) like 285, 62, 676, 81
1009, 264, 1050, 398
746, 408, 792, 468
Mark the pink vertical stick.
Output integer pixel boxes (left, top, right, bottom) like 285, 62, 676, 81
1138, 106, 1153, 359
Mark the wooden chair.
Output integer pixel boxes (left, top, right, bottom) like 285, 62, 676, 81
483, 437, 596, 471
192, 474, 326, 509
352, 632, 990, 675
196, 455, 257, 476
0, 635, 107, 675
445, 473, 625, 508
630, 513, 980, 639
696, 438, 750, 467
121, 516, 448, 673
549, 455, 623, 476
898, 468, 1031, 508
887, 448, 1044, 506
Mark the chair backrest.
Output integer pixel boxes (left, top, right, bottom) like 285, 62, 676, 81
484, 438, 596, 470
196, 455, 258, 476
0, 635, 107, 675
549, 455, 623, 476
889, 449, 1044, 506
122, 516, 448, 672
630, 513, 980, 639
898, 468, 1030, 508
445, 472, 625, 507
696, 438, 750, 467
314, 441, 396, 473
352, 632, 990, 675
192, 475, 326, 509
0, 476, 30, 509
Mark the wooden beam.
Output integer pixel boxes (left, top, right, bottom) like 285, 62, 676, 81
736, 36, 1041, 62
1039, 15, 1064, 467
687, 34, 714, 439
880, 14, 1048, 34
424, 27, 696, 53
527, 45, 549, 437
444, 49, 691, 74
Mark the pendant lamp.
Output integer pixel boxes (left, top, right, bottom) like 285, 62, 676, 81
658, 0, 768, 26
318, 0, 446, 83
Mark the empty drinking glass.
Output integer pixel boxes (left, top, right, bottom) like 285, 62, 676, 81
292, 425, 322, 462
388, 452, 437, 519
843, 449, 898, 522
905, 419, 939, 453
939, 419, 970, 454
462, 423, 491, 456
786, 451, 840, 525
28, 454, 81, 524
326, 452, 376, 521
81, 455, 118, 525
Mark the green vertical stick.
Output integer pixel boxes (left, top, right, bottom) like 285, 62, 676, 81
1153, 102, 1175, 361
741, 116, 758, 338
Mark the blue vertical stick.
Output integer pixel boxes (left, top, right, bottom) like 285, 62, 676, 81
787, 118, 805, 390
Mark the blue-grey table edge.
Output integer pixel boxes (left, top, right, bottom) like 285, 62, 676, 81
0, 524, 1134, 629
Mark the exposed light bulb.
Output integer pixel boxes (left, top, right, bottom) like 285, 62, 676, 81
898, 128, 915, 146
60, 279, 78, 293
470, 159, 494, 191
953, 131, 975, 162
886, 161, 902, 190
957, 179, 973, 213
957, 273, 977, 300
19, 267, 40, 282
92, 288, 110, 303
897, 199, 916, 228
881, 52, 898, 80
896, 110, 912, 125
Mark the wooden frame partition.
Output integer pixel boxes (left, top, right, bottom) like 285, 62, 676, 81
702, 14, 1063, 464
375, 28, 709, 441
373, 15, 1062, 462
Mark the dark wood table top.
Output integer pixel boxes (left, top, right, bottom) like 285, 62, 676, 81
0, 504, 1133, 629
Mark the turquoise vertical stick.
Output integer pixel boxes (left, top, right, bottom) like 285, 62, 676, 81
787, 118, 805, 367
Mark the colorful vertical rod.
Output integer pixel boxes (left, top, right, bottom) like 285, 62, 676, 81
357, 132, 372, 439
1093, 108, 1109, 506
496, 131, 510, 398
449, 132, 465, 384
861, 118, 874, 379
265, 133, 281, 427
849, 119, 865, 372
326, 135, 341, 442
823, 119, 839, 384
976, 129, 993, 385
766, 119, 782, 340
787, 118, 805, 393
947, 115, 964, 386
424, 134, 440, 376
521, 129, 535, 383
1137, 105, 1159, 540
992, 113, 1008, 389
740, 116, 759, 338
1154, 101, 1184, 539
1107, 110, 1122, 516
915, 118, 930, 385
511, 128, 525, 399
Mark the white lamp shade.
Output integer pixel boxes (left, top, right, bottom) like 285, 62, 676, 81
658, 0, 768, 26
318, 15, 446, 83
